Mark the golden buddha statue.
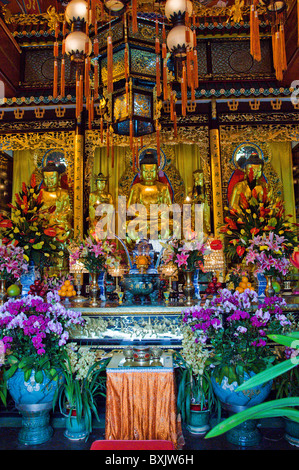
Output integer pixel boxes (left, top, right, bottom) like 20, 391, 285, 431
41, 162, 72, 243
89, 172, 113, 234
127, 150, 173, 241
229, 155, 269, 210
187, 169, 211, 235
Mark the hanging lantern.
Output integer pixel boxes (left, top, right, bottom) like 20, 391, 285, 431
103, 0, 129, 17
64, 30, 92, 61
165, 0, 193, 24
65, 0, 89, 23
166, 24, 194, 57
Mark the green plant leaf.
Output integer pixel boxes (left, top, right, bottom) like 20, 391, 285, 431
268, 334, 299, 349
35, 370, 44, 384
236, 359, 296, 391
205, 398, 299, 438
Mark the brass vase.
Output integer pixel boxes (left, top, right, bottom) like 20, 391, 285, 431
0, 279, 6, 305
183, 270, 194, 306
265, 275, 275, 297
89, 272, 99, 307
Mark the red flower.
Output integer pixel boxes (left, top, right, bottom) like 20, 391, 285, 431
250, 227, 260, 235
210, 239, 223, 250
44, 228, 57, 237
29, 238, 35, 243
30, 173, 36, 188
240, 193, 249, 209
0, 219, 13, 228
237, 246, 245, 257
290, 251, 299, 269
224, 217, 237, 230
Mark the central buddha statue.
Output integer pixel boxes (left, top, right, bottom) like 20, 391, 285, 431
41, 162, 72, 244
127, 150, 173, 241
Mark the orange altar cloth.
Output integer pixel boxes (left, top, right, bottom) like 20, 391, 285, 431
105, 353, 184, 449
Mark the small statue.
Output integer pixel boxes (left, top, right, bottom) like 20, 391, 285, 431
187, 169, 211, 235
127, 149, 173, 241
229, 154, 269, 210
88, 172, 113, 234
41, 162, 72, 244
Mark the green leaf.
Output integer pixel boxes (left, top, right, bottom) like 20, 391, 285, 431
24, 368, 32, 382
268, 334, 299, 349
35, 370, 44, 384
236, 359, 296, 391
6, 355, 18, 365
205, 398, 299, 439
4, 364, 18, 380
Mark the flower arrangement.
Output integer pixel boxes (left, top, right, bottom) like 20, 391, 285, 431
54, 343, 109, 434
181, 288, 292, 384
0, 174, 62, 268
220, 189, 297, 264
245, 232, 291, 277
162, 234, 209, 271
225, 265, 250, 291
0, 291, 85, 382
69, 234, 120, 274
0, 242, 28, 282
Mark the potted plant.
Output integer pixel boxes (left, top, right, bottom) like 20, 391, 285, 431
181, 288, 294, 446
0, 291, 85, 445
205, 332, 299, 446
54, 342, 109, 441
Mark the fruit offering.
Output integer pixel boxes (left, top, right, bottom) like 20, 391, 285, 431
205, 276, 222, 295
235, 276, 254, 293
58, 279, 76, 298
28, 279, 48, 297
7, 284, 21, 298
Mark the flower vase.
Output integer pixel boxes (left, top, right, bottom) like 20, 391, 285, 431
265, 275, 275, 297
7, 369, 61, 445
20, 259, 35, 297
211, 372, 272, 447
89, 272, 99, 307
0, 279, 6, 305
64, 410, 89, 441
284, 417, 299, 447
183, 270, 194, 306
186, 406, 210, 436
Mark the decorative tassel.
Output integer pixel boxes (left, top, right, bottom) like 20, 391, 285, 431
107, 34, 113, 94
62, 20, 66, 37
125, 81, 129, 116
156, 56, 161, 96
193, 49, 198, 89
162, 24, 167, 59
191, 64, 195, 101
280, 24, 287, 72
76, 71, 80, 118
250, 4, 261, 62
274, 30, 284, 81
130, 119, 133, 149
62, 39, 65, 55
94, 37, 99, 57
132, 143, 136, 173
53, 59, 58, 98
85, 57, 90, 102
181, 63, 187, 116
111, 130, 114, 168
94, 60, 99, 99
186, 47, 192, 88
170, 87, 174, 121
132, 0, 138, 33
54, 41, 59, 58
124, 44, 129, 80
163, 59, 168, 101
55, 22, 59, 39
60, 58, 65, 97
155, 37, 160, 54
79, 74, 84, 113
162, 22, 166, 43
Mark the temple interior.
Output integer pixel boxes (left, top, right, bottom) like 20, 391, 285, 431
0, 0, 298, 453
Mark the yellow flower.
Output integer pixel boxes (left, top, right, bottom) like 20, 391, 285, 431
227, 230, 232, 235
246, 209, 251, 214
253, 213, 257, 219
23, 254, 29, 262
24, 245, 29, 250
30, 188, 34, 193
259, 246, 268, 251
58, 251, 64, 256
279, 230, 284, 235
13, 227, 20, 233
44, 253, 50, 257
240, 229, 245, 235
15, 210, 21, 216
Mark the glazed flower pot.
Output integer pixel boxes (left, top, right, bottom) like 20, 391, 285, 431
211, 372, 272, 447
7, 369, 62, 445
284, 418, 299, 447
186, 406, 210, 436
64, 412, 89, 441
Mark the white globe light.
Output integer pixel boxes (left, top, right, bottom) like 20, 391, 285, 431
65, 0, 89, 22
65, 31, 92, 56
166, 25, 194, 55
165, 0, 193, 21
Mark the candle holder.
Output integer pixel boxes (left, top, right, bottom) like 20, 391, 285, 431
89, 272, 99, 307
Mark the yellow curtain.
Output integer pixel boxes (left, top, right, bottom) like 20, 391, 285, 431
12, 150, 35, 203
268, 142, 296, 222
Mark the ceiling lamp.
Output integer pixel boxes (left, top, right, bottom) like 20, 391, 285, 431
165, 0, 193, 24
103, 0, 129, 16
166, 24, 194, 57
64, 30, 92, 61
65, 0, 89, 22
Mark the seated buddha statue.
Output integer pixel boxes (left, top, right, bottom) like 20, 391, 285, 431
89, 172, 114, 235
41, 162, 72, 244
127, 150, 174, 242
187, 169, 211, 235
229, 154, 269, 211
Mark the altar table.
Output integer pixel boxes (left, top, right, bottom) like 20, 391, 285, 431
105, 352, 184, 449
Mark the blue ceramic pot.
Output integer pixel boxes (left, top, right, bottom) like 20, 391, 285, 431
211, 372, 272, 407
7, 368, 61, 405
64, 414, 89, 441
284, 418, 299, 447
7, 369, 62, 445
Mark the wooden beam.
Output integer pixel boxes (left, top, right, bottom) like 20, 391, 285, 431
0, 19, 21, 97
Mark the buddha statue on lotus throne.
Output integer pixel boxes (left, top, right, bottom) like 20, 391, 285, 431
89, 172, 114, 234
127, 149, 173, 242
